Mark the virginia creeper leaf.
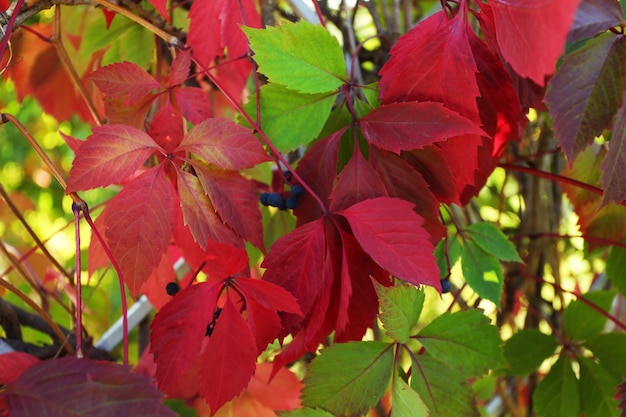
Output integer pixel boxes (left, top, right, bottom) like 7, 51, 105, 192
601, 92, 626, 205
0, 356, 175, 417
392, 376, 428, 417
102, 94, 155, 129
244, 20, 346, 94
503, 329, 559, 375
173, 87, 212, 124
579, 356, 621, 417
246, 363, 302, 412
533, 355, 580, 417
194, 164, 265, 250
86, 61, 160, 105
105, 166, 176, 295
373, 281, 425, 344
569, 0, 625, 42
302, 341, 394, 416
416, 309, 506, 377
546, 33, 626, 161
368, 148, 445, 243
244, 83, 337, 153
583, 333, 626, 380
179, 118, 270, 170
176, 168, 227, 249
148, 0, 169, 22
359, 102, 485, 154
461, 240, 504, 306
66, 124, 159, 192
410, 355, 479, 417
338, 197, 440, 290
150, 282, 220, 395
563, 290, 616, 341
379, 11, 480, 122
234, 277, 302, 316
329, 149, 388, 212
490, 0, 582, 85
198, 292, 258, 414
280, 408, 335, 417
0, 353, 39, 385
465, 222, 523, 262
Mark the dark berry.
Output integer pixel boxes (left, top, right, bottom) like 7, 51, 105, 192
259, 192, 271, 206
440, 279, 452, 294
290, 185, 305, 200
283, 170, 293, 182
277, 199, 288, 210
285, 198, 299, 209
165, 282, 180, 296
267, 193, 283, 207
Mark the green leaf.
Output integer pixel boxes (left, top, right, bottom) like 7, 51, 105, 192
435, 237, 461, 280
465, 222, 522, 262
503, 329, 559, 375
244, 20, 346, 94
461, 240, 504, 306
244, 84, 336, 153
392, 375, 429, 417
583, 333, 626, 380
410, 355, 479, 417
279, 408, 335, 417
606, 244, 626, 297
563, 290, 616, 341
373, 281, 425, 343
579, 356, 621, 417
302, 341, 394, 416
416, 310, 506, 378
533, 355, 580, 417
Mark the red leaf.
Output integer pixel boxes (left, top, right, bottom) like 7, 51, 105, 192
261, 219, 328, 320
360, 102, 485, 153
338, 197, 440, 290
0, 356, 175, 417
139, 247, 178, 310
194, 164, 265, 250
178, 118, 270, 170
329, 149, 388, 212
198, 292, 258, 414
404, 147, 460, 204
293, 129, 344, 224
149, 99, 185, 153
105, 167, 176, 295
0, 353, 39, 384
379, 10, 480, 122
169, 50, 192, 86
203, 240, 250, 279
234, 277, 302, 315
0, 0, 10, 12
243, 296, 283, 353
489, 0, 582, 85
101, 9, 116, 28
59, 131, 83, 154
173, 87, 212, 124
103, 94, 156, 129
87, 62, 161, 105
66, 124, 159, 192
369, 147, 445, 244
246, 363, 302, 411
151, 281, 221, 395
176, 168, 228, 249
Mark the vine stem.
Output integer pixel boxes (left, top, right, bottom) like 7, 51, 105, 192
72, 203, 83, 358
0, 0, 25, 58
196, 61, 329, 215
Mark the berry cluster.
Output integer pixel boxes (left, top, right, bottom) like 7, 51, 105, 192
260, 184, 305, 210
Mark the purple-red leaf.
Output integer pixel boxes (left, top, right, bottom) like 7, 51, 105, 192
151, 282, 221, 395
105, 166, 176, 296
198, 292, 258, 415
546, 33, 626, 161
1, 356, 175, 417
147, 0, 169, 21
66, 124, 159, 192
173, 87, 212, 124
489, 0, 582, 85
87, 61, 161, 105
601, 94, 626, 205
360, 102, 485, 154
338, 197, 440, 290
234, 277, 303, 316
568, 0, 624, 42
178, 118, 270, 170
